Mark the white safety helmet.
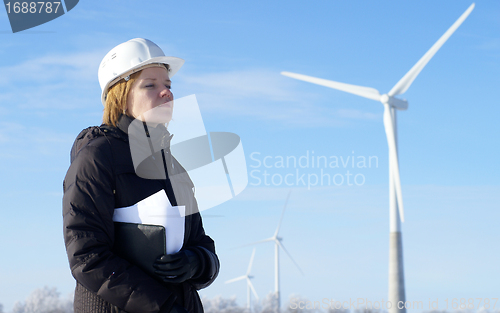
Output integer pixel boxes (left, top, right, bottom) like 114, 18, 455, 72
98, 38, 184, 105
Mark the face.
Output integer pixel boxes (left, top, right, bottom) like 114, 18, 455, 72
127, 66, 173, 123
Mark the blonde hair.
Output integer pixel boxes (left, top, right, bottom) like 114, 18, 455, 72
102, 63, 170, 127
102, 71, 141, 127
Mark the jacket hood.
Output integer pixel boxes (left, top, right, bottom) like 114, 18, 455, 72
70, 124, 124, 164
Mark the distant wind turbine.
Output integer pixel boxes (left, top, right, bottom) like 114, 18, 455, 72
237, 190, 303, 313
281, 4, 474, 313
225, 248, 259, 311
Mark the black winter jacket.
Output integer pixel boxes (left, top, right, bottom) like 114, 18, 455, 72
63, 115, 219, 313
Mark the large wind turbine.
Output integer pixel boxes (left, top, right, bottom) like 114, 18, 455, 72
225, 248, 259, 311
239, 191, 303, 313
281, 4, 474, 313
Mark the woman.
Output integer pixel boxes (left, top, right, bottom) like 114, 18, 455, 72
63, 38, 219, 313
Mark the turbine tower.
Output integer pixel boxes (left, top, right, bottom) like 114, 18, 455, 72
225, 248, 259, 311
281, 4, 474, 313
239, 191, 303, 313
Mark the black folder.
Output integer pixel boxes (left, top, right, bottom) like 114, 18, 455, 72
113, 222, 166, 277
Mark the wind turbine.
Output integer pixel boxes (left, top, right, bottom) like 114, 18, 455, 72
281, 4, 474, 313
225, 248, 259, 311
238, 191, 303, 313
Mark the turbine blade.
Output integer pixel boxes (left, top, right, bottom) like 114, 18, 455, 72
247, 278, 259, 300
225, 275, 246, 284
388, 3, 475, 96
383, 105, 405, 222
232, 238, 273, 250
277, 240, 304, 275
274, 190, 291, 237
281, 71, 381, 101
246, 248, 256, 275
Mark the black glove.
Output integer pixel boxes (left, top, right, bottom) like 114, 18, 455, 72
154, 249, 201, 283
159, 302, 188, 313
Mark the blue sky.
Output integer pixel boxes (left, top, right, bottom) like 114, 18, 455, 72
0, 1, 499, 312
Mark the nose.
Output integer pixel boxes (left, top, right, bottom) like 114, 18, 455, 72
160, 86, 173, 100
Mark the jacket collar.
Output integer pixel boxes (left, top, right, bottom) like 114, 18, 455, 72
113, 114, 173, 148
116, 114, 135, 135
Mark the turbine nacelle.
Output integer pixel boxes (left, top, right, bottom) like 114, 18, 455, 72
381, 94, 409, 110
